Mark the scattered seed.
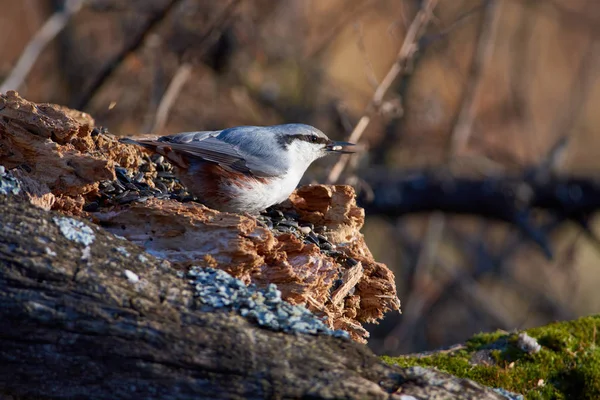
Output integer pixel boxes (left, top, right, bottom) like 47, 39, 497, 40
268, 209, 284, 220
277, 220, 299, 229
115, 167, 131, 183
83, 202, 99, 212
316, 234, 328, 243
101, 182, 115, 193
113, 180, 126, 192
134, 172, 145, 182
157, 171, 176, 179
346, 258, 358, 267
331, 279, 343, 291
299, 226, 312, 235
314, 226, 327, 234
306, 232, 320, 245
283, 211, 299, 220
320, 242, 334, 251
118, 193, 141, 204
139, 189, 156, 197
300, 222, 314, 230
114, 189, 131, 200
139, 163, 152, 172
150, 154, 164, 164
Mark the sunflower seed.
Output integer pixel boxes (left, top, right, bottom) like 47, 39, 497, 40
150, 154, 164, 164
101, 182, 115, 193
118, 193, 140, 204
157, 171, 176, 179
115, 167, 131, 183
134, 172, 145, 183
320, 242, 334, 251
113, 180, 126, 193
314, 226, 327, 234
299, 226, 312, 235
139, 163, 152, 172
277, 220, 299, 229
267, 209, 284, 220
83, 202, 99, 212
155, 180, 168, 193
346, 258, 358, 267
305, 232, 320, 245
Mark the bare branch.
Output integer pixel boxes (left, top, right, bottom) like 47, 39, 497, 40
0, 0, 85, 94
353, 21, 379, 89
306, 0, 379, 58
72, 0, 182, 110
143, 0, 241, 134
326, 0, 439, 184
149, 63, 192, 133
448, 0, 501, 158
383, 213, 446, 350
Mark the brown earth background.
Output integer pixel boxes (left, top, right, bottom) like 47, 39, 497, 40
2, 0, 599, 355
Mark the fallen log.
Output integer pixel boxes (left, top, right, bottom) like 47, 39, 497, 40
0, 192, 507, 400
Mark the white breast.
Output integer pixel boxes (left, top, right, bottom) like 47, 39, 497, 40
223, 170, 304, 214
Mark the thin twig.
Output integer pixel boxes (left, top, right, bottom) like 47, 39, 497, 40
550, 39, 600, 167
423, 2, 489, 48
150, 63, 192, 133
0, 0, 85, 93
421, 2, 501, 347
326, 0, 439, 184
448, 0, 500, 158
72, 0, 182, 110
141, 34, 166, 133
144, 0, 241, 133
306, 0, 379, 58
353, 21, 379, 89
382, 212, 445, 351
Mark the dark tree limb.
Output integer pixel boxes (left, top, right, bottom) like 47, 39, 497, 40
360, 171, 600, 257
0, 195, 506, 399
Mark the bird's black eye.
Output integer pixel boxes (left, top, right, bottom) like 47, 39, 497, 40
310, 135, 318, 143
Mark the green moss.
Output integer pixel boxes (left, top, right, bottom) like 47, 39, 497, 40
381, 315, 600, 399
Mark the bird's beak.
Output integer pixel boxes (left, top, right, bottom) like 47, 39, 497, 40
326, 141, 355, 154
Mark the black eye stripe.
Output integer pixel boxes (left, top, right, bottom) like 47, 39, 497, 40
276, 133, 330, 148
293, 134, 329, 145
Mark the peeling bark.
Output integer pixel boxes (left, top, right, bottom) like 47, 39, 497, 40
0, 91, 400, 343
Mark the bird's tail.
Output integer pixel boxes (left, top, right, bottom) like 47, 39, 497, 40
119, 137, 189, 168
119, 137, 160, 150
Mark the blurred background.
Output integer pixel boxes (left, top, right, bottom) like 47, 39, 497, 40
2, 0, 600, 356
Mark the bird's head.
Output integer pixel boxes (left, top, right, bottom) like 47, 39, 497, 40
273, 124, 354, 166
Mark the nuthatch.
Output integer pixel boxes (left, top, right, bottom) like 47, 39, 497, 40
121, 124, 354, 214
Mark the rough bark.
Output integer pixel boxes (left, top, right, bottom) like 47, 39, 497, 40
0, 194, 506, 400
0, 90, 400, 343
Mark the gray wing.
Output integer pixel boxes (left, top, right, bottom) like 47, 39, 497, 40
156, 130, 282, 177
